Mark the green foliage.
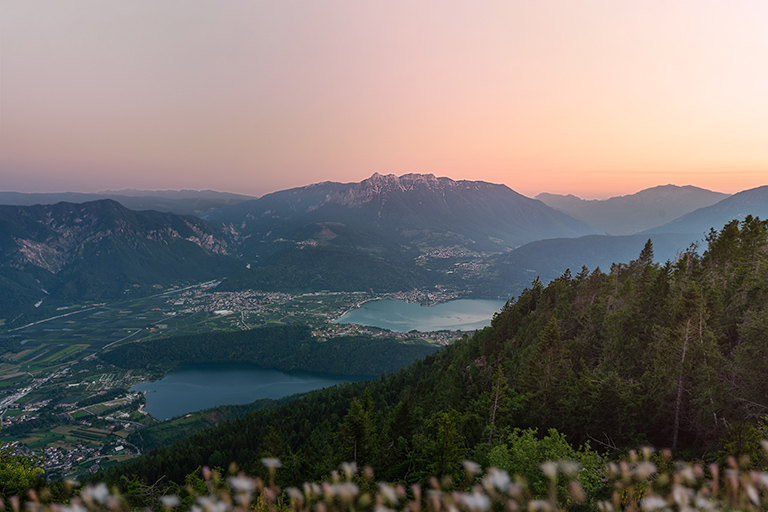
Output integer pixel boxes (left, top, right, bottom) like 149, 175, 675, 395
415, 410, 465, 483
101, 324, 439, 376
219, 247, 432, 293
488, 428, 603, 500
127, 398, 295, 453
338, 391, 375, 464
0, 445, 44, 500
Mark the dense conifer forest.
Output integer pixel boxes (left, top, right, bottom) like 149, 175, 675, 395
101, 324, 439, 377
102, 218, 768, 492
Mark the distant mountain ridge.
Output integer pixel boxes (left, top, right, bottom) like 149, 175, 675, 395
643, 185, 768, 236
537, 185, 729, 235
0, 199, 240, 324
205, 173, 601, 255
3, 179, 766, 327
204, 173, 602, 293
0, 190, 256, 216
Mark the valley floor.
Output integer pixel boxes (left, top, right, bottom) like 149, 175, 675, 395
0, 281, 472, 478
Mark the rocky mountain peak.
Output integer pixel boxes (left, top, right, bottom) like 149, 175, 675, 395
330, 173, 462, 207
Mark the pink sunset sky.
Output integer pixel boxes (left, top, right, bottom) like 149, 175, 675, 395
1, 1, 767, 199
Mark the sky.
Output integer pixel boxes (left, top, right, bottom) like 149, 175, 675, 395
1, 1, 767, 199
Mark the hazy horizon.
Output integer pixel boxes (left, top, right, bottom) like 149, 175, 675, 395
0, 174, 744, 202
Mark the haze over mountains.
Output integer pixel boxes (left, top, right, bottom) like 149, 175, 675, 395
536, 185, 730, 235
643, 185, 768, 236
1, 174, 767, 328
0, 190, 255, 217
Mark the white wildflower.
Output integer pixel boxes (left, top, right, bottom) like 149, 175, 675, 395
462, 460, 481, 476
261, 457, 282, 469
671, 485, 692, 507
677, 465, 695, 485
635, 461, 657, 480
62, 504, 87, 512
335, 482, 359, 501
196, 496, 229, 512
304, 482, 322, 497
641, 446, 655, 460
340, 462, 358, 479
695, 494, 715, 511
640, 496, 667, 511
378, 483, 398, 505
462, 491, 491, 512
540, 462, 558, 480
286, 487, 303, 502
82, 483, 110, 505
484, 468, 511, 492
228, 476, 254, 493
746, 484, 760, 506
161, 495, 181, 508
528, 499, 554, 511
558, 461, 580, 477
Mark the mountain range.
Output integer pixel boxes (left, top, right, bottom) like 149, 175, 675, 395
0, 200, 239, 320
204, 173, 601, 255
0, 190, 255, 216
1, 175, 767, 328
643, 185, 768, 236
536, 185, 729, 235
204, 173, 602, 293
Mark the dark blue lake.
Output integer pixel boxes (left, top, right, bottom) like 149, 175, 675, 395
131, 363, 363, 420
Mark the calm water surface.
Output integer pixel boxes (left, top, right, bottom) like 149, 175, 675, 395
131, 363, 364, 420
334, 298, 506, 332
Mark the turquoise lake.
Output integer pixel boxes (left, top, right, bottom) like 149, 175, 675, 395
333, 298, 507, 332
130, 363, 364, 420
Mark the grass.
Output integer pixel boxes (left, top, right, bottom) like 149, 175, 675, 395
40, 344, 88, 363
24, 432, 66, 450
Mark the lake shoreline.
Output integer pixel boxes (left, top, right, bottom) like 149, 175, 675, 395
130, 362, 370, 420
333, 298, 506, 333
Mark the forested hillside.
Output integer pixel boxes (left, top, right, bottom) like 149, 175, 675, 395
105, 217, 768, 489
101, 324, 440, 377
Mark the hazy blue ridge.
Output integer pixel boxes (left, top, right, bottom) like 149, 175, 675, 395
536, 185, 730, 235
641, 185, 768, 236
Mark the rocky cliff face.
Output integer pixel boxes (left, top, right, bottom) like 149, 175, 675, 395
328, 173, 494, 208
0, 200, 240, 316
2, 200, 231, 274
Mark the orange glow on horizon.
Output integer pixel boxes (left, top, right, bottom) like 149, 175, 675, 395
1, 1, 766, 199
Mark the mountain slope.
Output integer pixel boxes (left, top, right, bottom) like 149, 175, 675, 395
205, 173, 601, 256
643, 185, 768, 236
104, 219, 768, 488
206, 173, 600, 293
476, 232, 694, 299
537, 185, 729, 235
0, 200, 240, 325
